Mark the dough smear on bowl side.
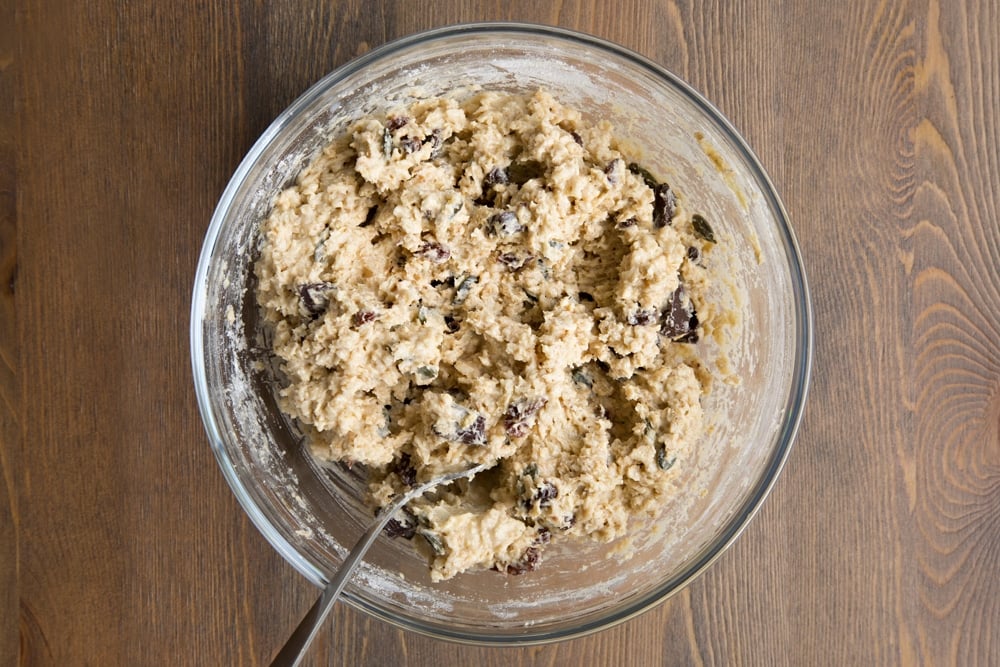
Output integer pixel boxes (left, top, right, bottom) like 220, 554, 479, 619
255, 89, 724, 581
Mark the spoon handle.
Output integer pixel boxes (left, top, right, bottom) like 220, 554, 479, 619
270, 463, 487, 666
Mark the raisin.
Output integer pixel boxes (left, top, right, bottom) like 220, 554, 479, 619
652, 183, 677, 228
424, 129, 443, 158
298, 282, 335, 317
386, 115, 408, 131
401, 137, 423, 154
627, 309, 658, 326
415, 241, 451, 263
627, 162, 659, 189
604, 158, 623, 185
692, 214, 716, 242
535, 527, 552, 545
687, 246, 701, 263
497, 251, 533, 271
534, 481, 558, 507
444, 315, 460, 333
504, 397, 547, 437
486, 210, 523, 236
484, 167, 509, 186
617, 216, 638, 229
570, 131, 584, 146
506, 547, 540, 575
393, 453, 417, 486
659, 286, 699, 343
507, 159, 545, 185
456, 414, 487, 446
352, 310, 378, 327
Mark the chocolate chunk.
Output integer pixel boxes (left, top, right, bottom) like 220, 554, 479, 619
627, 308, 658, 326
692, 214, 716, 242
578, 291, 595, 302
361, 205, 378, 228
652, 183, 677, 228
486, 211, 523, 236
384, 514, 417, 539
298, 282, 335, 317
504, 397, 547, 438
415, 241, 451, 263
659, 286, 699, 343
444, 315, 460, 333
676, 313, 699, 343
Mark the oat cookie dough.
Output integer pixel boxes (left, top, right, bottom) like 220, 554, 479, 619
255, 89, 723, 581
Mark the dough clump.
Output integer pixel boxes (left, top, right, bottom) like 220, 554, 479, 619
256, 90, 719, 580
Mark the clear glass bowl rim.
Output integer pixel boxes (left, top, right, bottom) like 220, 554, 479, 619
190, 21, 814, 645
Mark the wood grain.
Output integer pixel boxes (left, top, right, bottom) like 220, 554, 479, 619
7, 0, 1000, 665
1, 0, 17, 661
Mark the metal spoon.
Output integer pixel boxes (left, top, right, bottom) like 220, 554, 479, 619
270, 462, 489, 666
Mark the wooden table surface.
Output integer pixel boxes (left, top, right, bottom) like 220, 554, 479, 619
5, 1, 999, 665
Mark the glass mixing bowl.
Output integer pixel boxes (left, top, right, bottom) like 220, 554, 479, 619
191, 23, 812, 644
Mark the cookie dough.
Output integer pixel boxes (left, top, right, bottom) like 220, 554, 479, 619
255, 90, 720, 581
